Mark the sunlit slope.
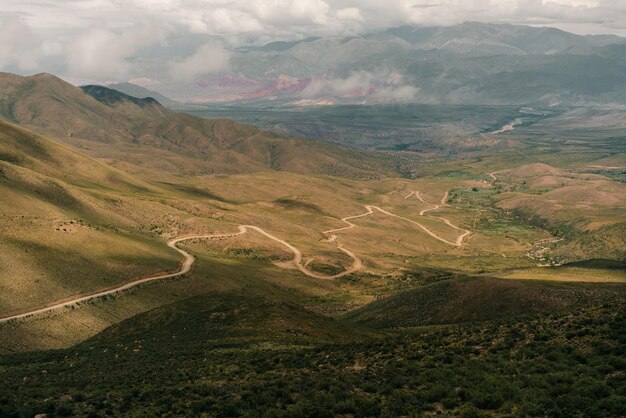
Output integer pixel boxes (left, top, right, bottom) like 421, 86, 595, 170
0, 120, 180, 313
0, 121, 482, 321
0, 118, 160, 192
0, 113, 623, 353
0, 73, 164, 144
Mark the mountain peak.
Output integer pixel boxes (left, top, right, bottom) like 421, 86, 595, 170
32, 72, 59, 79
81, 85, 162, 108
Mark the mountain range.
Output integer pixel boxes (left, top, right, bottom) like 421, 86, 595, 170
133, 22, 626, 106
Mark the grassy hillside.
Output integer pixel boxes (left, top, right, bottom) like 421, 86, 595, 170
0, 117, 159, 192
3, 124, 623, 349
0, 70, 624, 417
0, 120, 184, 313
490, 163, 626, 264
0, 117, 543, 348
0, 73, 164, 144
343, 276, 626, 328
0, 159, 563, 352
1, 110, 624, 354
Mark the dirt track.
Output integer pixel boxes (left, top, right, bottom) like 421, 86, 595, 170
404, 190, 471, 246
241, 225, 363, 280
489, 170, 505, 181
0, 232, 237, 324
0, 224, 361, 324
0, 190, 471, 323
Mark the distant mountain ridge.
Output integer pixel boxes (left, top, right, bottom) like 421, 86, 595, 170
102, 82, 187, 110
150, 22, 626, 106
381, 22, 624, 55
81, 85, 161, 107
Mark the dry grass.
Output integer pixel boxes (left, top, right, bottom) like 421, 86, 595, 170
500, 267, 626, 282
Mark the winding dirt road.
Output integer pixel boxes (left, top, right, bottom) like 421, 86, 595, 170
0, 224, 363, 323
0, 189, 471, 323
323, 207, 375, 237
415, 191, 438, 215
489, 170, 505, 181
321, 194, 470, 249
0, 232, 239, 324
241, 225, 363, 280
404, 190, 471, 246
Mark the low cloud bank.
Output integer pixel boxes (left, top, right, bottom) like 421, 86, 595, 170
301, 70, 419, 103
168, 43, 231, 83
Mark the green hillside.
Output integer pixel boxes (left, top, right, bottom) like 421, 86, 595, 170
0, 119, 182, 313
343, 276, 626, 328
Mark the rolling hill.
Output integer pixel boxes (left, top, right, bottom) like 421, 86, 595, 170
0, 69, 624, 417
343, 276, 626, 328
491, 163, 626, 263
1, 278, 624, 417
0, 119, 185, 314
0, 72, 401, 178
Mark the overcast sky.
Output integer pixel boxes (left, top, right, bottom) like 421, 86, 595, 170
1, 0, 625, 82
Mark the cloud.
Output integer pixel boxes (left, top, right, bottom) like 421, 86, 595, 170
1, 0, 625, 81
65, 22, 167, 80
127, 77, 160, 87
372, 85, 419, 102
168, 43, 231, 82
301, 70, 419, 102
200, 8, 263, 34
251, 0, 331, 25
0, 17, 44, 71
336, 8, 364, 21
4, 0, 626, 41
